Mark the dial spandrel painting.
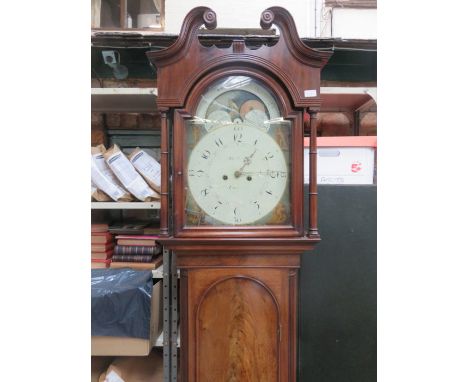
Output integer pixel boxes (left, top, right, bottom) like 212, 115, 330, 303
184, 76, 292, 227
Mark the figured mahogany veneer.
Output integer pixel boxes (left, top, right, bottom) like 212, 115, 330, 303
146, 6, 330, 382
179, 256, 299, 382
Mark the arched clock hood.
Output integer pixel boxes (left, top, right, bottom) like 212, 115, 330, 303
147, 7, 331, 110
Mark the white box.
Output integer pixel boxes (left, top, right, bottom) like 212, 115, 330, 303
304, 136, 376, 185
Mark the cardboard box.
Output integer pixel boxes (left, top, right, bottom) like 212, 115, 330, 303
304, 136, 376, 185
91, 280, 162, 356
91, 357, 114, 382
98, 349, 164, 382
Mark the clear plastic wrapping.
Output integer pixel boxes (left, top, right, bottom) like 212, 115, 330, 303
91, 269, 153, 339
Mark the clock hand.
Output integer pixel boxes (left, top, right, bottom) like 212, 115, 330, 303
240, 170, 287, 177
234, 150, 257, 178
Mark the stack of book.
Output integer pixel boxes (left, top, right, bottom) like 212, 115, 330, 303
110, 235, 162, 270
91, 224, 114, 268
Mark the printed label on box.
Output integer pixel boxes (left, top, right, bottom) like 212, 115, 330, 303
304, 147, 375, 184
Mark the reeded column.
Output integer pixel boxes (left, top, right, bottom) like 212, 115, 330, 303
307, 109, 319, 237
159, 108, 169, 237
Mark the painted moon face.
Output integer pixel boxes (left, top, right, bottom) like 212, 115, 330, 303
244, 109, 269, 126
239, 100, 266, 119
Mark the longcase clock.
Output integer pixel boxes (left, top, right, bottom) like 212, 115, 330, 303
147, 7, 331, 381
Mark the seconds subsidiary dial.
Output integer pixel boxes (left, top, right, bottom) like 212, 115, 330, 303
187, 122, 288, 225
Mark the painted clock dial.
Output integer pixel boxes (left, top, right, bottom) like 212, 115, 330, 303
184, 76, 292, 226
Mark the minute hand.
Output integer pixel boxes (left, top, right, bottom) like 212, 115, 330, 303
240, 170, 287, 177
234, 150, 257, 178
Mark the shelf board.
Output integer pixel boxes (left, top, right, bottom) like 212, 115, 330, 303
91, 87, 157, 113
91, 88, 158, 96
91, 86, 377, 113
91, 202, 160, 209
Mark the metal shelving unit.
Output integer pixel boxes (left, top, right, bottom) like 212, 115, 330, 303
91, 89, 176, 380
162, 248, 179, 382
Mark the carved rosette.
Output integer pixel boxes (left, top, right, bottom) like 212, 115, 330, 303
202, 9, 217, 29
260, 9, 275, 29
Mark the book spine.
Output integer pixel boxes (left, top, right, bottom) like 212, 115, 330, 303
116, 240, 159, 247
91, 244, 115, 251
112, 254, 154, 263
114, 245, 158, 256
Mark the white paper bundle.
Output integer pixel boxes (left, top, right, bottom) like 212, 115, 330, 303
91, 145, 133, 202
91, 180, 111, 201
104, 145, 160, 202
129, 147, 161, 192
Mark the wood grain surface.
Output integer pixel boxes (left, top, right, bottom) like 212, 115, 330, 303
181, 267, 292, 382
197, 277, 278, 381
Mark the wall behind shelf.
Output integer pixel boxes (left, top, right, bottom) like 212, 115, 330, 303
300, 185, 376, 382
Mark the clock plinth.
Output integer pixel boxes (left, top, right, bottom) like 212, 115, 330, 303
147, 6, 330, 381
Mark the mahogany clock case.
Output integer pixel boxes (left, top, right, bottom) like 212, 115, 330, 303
146, 6, 331, 382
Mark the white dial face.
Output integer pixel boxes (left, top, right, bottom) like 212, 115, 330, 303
187, 122, 288, 225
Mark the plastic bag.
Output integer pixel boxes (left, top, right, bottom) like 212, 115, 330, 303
91, 269, 153, 339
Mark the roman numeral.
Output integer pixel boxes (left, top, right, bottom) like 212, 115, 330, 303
265, 190, 273, 195
214, 138, 224, 147
264, 152, 274, 160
